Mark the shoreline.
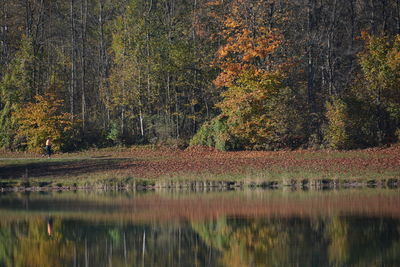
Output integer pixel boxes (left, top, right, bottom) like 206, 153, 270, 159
1, 145, 399, 192
1, 177, 399, 192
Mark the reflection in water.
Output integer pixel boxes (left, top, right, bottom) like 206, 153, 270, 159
0, 190, 399, 267
0, 219, 219, 267
47, 217, 53, 237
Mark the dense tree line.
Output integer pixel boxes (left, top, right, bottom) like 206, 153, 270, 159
0, 0, 399, 151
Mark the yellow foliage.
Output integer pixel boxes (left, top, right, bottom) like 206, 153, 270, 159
216, 70, 291, 149
206, 0, 223, 7
325, 217, 349, 265
325, 98, 352, 149
13, 218, 75, 267
13, 93, 77, 152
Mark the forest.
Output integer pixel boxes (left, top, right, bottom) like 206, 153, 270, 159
1, 0, 400, 152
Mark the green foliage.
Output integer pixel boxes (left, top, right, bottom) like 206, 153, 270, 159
324, 95, 382, 149
190, 116, 237, 151
105, 0, 216, 143
107, 121, 123, 145
191, 217, 231, 251
0, 100, 16, 149
1, 36, 35, 102
324, 33, 400, 150
0, 35, 35, 149
359, 34, 400, 102
106, 120, 147, 146
357, 33, 400, 144
13, 94, 78, 152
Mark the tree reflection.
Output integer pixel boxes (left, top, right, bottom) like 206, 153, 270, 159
325, 217, 349, 266
0, 219, 220, 267
193, 217, 400, 267
0, 216, 399, 267
0, 219, 75, 267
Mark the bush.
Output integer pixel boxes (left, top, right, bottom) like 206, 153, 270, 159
106, 120, 149, 147
216, 70, 307, 150
159, 138, 188, 150
190, 116, 239, 151
107, 121, 123, 145
13, 94, 78, 153
325, 98, 352, 149
324, 95, 386, 149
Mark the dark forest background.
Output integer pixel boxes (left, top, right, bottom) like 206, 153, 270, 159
0, 0, 399, 152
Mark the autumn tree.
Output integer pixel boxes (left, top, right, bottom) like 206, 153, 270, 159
324, 33, 400, 149
13, 93, 77, 152
357, 33, 400, 143
324, 98, 352, 149
194, 0, 305, 150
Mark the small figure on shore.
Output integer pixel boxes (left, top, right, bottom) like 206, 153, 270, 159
45, 138, 52, 158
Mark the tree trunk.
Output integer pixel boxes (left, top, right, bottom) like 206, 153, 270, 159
381, 0, 388, 33
139, 107, 144, 136
307, 0, 316, 113
0, 0, 6, 65
370, 0, 377, 34
98, 0, 110, 128
24, 0, 32, 37
326, 0, 338, 96
70, 0, 75, 117
397, 0, 400, 34
81, 0, 88, 131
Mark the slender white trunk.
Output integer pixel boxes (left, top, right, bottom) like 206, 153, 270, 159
70, 0, 75, 117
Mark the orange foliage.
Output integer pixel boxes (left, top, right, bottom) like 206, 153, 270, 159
206, 0, 223, 6
214, 0, 283, 88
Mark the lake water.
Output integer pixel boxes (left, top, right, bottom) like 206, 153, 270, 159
0, 189, 399, 267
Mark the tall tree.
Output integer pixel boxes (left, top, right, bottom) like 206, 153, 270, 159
0, 35, 35, 148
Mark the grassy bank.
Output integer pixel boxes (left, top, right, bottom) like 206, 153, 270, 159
0, 145, 399, 190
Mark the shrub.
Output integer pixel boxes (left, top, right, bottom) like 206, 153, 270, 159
190, 116, 239, 151
107, 121, 123, 145
325, 98, 352, 149
13, 93, 78, 153
216, 70, 307, 150
325, 96, 383, 149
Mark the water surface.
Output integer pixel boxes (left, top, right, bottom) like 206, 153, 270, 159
0, 189, 399, 267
